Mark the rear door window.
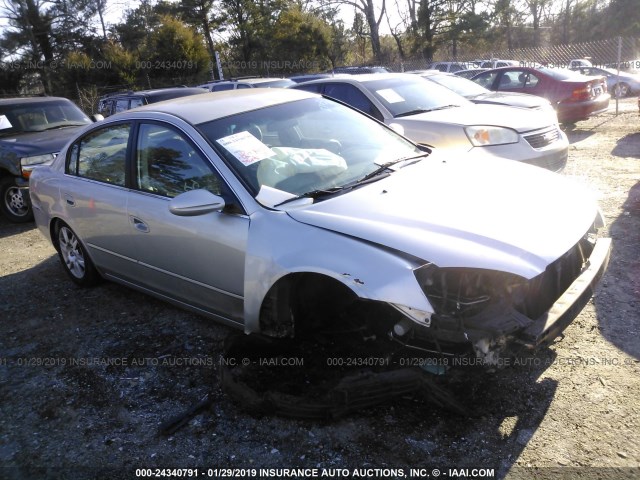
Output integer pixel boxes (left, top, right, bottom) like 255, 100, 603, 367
115, 99, 129, 113
67, 123, 131, 186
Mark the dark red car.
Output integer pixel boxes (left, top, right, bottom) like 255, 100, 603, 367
471, 66, 610, 124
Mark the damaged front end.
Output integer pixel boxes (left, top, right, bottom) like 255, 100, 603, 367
220, 222, 610, 418
394, 223, 611, 366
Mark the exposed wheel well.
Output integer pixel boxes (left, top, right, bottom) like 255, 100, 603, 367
258, 272, 398, 339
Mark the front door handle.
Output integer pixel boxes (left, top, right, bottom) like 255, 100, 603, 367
130, 216, 150, 233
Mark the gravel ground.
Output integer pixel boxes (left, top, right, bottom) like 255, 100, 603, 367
1, 98, 639, 480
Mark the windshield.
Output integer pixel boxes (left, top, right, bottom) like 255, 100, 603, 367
197, 97, 423, 201
0, 100, 91, 135
425, 73, 490, 96
363, 76, 472, 117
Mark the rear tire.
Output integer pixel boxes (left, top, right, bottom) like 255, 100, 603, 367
55, 222, 100, 286
0, 177, 33, 223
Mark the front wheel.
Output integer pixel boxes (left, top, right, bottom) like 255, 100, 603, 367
55, 222, 101, 286
0, 177, 33, 223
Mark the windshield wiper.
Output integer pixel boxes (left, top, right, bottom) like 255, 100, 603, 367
395, 105, 461, 117
275, 153, 428, 208
274, 186, 348, 207
427, 104, 461, 111
355, 152, 428, 184
39, 123, 88, 131
395, 108, 431, 118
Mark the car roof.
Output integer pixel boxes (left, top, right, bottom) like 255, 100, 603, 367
209, 77, 289, 85
476, 66, 537, 73
296, 72, 411, 85
408, 70, 454, 77
0, 96, 72, 106
240, 77, 291, 84
119, 88, 317, 124
102, 87, 207, 99
331, 66, 389, 72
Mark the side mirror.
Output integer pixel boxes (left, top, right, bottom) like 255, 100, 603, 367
169, 189, 225, 217
91, 114, 104, 122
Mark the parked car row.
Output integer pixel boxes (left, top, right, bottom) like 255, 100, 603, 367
2, 65, 613, 223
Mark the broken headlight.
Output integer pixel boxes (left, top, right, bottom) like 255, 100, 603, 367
414, 264, 528, 318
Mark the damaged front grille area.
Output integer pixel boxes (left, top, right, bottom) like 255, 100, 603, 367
412, 221, 601, 354
413, 265, 527, 320
514, 227, 596, 319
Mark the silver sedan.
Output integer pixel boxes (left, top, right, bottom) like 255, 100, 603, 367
293, 73, 569, 172
30, 89, 610, 365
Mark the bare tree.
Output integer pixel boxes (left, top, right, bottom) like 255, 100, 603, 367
96, 0, 108, 40
523, 0, 551, 46
385, 0, 406, 59
326, 0, 386, 61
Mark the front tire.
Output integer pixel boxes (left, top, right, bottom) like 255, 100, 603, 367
55, 222, 100, 286
0, 177, 33, 223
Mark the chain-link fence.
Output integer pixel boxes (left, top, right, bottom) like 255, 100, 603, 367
382, 37, 640, 72
6, 36, 640, 115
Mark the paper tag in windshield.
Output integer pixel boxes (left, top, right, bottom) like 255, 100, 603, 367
376, 88, 405, 104
216, 130, 274, 166
0, 115, 13, 130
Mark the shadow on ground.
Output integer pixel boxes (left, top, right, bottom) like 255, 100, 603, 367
612, 133, 640, 158
596, 181, 640, 360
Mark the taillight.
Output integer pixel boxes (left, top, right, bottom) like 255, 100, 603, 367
571, 86, 591, 101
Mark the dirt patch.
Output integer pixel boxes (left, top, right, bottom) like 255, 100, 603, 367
1, 98, 639, 479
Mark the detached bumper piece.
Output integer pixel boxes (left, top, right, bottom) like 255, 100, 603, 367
517, 237, 611, 348
221, 366, 469, 419
220, 335, 470, 419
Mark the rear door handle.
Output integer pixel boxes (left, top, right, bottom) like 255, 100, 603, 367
130, 216, 150, 233
64, 193, 75, 206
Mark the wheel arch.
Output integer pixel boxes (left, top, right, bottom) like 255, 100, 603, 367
49, 217, 64, 252
257, 271, 362, 337
50, 217, 101, 286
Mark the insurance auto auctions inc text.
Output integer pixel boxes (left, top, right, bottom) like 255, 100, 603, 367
199, 467, 495, 479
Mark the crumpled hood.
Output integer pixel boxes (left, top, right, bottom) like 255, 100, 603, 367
0, 126, 85, 156
287, 157, 600, 279
398, 103, 552, 133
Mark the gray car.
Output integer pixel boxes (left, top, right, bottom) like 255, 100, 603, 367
97, 87, 208, 117
293, 73, 569, 172
0, 97, 97, 222
572, 66, 640, 98
30, 89, 610, 366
